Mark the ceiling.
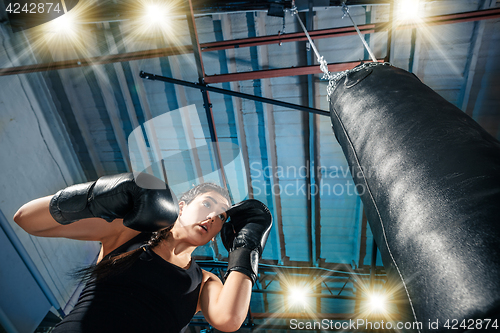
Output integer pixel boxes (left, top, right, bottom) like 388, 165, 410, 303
1, 0, 499, 331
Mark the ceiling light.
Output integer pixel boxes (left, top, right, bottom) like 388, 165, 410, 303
48, 13, 75, 35
144, 4, 166, 24
368, 293, 387, 313
397, 0, 421, 22
288, 286, 308, 305
138, 2, 172, 34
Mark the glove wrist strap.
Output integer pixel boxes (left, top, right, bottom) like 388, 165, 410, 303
49, 181, 95, 225
224, 247, 259, 285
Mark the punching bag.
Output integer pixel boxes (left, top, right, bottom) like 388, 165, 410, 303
329, 63, 500, 331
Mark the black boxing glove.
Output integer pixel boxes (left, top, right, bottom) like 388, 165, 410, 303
49, 172, 178, 232
221, 199, 273, 284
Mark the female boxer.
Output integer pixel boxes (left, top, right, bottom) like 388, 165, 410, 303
14, 173, 272, 333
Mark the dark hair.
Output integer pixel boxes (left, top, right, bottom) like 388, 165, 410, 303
179, 182, 230, 205
73, 183, 230, 282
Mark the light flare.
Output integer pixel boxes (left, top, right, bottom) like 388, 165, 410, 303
288, 286, 309, 306
397, 0, 422, 22
24, 1, 96, 63
49, 13, 76, 35
368, 293, 387, 313
139, 2, 172, 33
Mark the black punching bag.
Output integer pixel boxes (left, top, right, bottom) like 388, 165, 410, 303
329, 63, 500, 331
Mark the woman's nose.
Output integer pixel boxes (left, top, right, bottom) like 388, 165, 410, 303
206, 212, 216, 222
207, 211, 224, 223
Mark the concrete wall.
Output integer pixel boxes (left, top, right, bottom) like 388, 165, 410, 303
0, 26, 100, 332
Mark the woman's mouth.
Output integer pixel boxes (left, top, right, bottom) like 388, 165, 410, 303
198, 222, 209, 232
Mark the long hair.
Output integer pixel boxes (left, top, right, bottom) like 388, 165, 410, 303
73, 183, 230, 282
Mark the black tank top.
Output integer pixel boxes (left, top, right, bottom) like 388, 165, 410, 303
53, 233, 203, 333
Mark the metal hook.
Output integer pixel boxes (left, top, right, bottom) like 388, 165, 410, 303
278, 14, 286, 46
341, 2, 349, 19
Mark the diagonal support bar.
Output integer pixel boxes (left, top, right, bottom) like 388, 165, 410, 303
139, 71, 329, 117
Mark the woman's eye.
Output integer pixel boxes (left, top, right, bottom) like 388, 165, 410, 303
203, 201, 211, 208
218, 214, 226, 221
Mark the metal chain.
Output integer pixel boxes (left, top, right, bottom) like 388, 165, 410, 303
326, 62, 390, 100
292, 4, 386, 101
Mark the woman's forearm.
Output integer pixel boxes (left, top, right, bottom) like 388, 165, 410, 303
218, 271, 253, 323
200, 271, 253, 332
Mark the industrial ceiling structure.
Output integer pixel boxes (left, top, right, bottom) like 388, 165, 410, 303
0, 0, 499, 332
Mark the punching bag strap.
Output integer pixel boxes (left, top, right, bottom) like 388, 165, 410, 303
341, 2, 377, 63
292, 2, 388, 101
291, 6, 330, 78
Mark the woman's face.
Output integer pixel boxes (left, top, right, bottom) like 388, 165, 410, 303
177, 191, 230, 244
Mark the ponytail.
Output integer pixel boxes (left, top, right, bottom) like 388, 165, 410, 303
72, 226, 173, 283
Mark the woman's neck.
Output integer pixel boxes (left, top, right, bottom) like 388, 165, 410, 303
152, 232, 197, 269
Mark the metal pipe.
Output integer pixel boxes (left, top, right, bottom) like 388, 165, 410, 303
186, 0, 228, 190
139, 71, 329, 116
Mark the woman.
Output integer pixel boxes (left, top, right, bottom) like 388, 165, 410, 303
14, 173, 272, 332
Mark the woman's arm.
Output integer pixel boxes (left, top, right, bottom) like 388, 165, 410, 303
14, 172, 179, 242
199, 271, 252, 332
13, 195, 131, 241
199, 199, 273, 331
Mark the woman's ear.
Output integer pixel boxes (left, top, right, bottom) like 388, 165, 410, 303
178, 201, 186, 215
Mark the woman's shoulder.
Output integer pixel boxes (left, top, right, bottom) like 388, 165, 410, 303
101, 230, 149, 259
201, 268, 222, 285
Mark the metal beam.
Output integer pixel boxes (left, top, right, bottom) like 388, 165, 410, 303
220, 14, 254, 200
186, 0, 228, 191
139, 71, 330, 116
358, 209, 368, 268
370, 238, 378, 290
2, 8, 499, 78
196, 260, 386, 278
53, 64, 106, 177
304, 5, 318, 270
459, 0, 495, 113
204, 60, 385, 83
252, 289, 360, 300
408, 27, 417, 73
200, 8, 500, 51
92, 67, 132, 172
397, 7, 500, 29
249, 312, 402, 320
254, 12, 288, 265
201, 24, 377, 52
0, 45, 192, 76
102, 24, 141, 133
251, 312, 360, 319
168, 55, 206, 185
89, 32, 132, 174
385, 1, 395, 63
116, 23, 169, 182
